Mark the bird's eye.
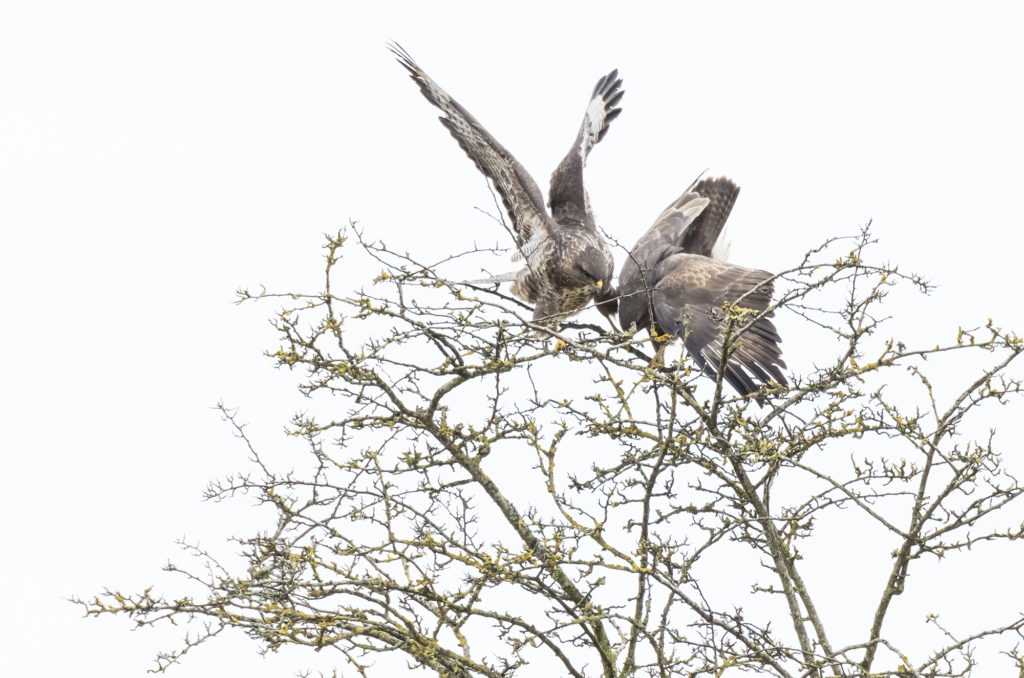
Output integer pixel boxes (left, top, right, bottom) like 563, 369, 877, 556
576, 264, 596, 282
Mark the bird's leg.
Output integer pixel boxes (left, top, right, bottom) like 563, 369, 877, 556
533, 324, 567, 352
532, 330, 566, 351
649, 341, 667, 368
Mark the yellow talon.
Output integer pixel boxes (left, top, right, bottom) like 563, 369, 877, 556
553, 339, 567, 352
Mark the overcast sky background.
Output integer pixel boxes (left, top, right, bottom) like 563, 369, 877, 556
3, 2, 1024, 676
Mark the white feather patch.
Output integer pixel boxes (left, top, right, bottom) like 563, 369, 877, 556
585, 96, 607, 138
581, 95, 609, 161
711, 224, 732, 262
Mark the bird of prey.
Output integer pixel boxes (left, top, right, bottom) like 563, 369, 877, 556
617, 176, 788, 397
389, 43, 620, 325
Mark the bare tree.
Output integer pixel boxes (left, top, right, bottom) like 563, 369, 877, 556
79, 225, 1024, 677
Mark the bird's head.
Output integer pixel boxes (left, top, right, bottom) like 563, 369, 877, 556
567, 245, 614, 295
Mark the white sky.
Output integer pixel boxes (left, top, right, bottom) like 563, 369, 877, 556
2, 2, 1023, 676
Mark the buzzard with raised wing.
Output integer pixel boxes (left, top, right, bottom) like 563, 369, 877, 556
389, 43, 620, 325
618, 176, 787, 397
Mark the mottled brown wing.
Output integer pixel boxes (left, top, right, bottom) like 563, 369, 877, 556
618, 187, 709, 334
618, 175, 742, 336
679, 177, 740, 257
548, 69, 623, 227
644, 176, 739, 258
652, 253, 787, 396
389, 43, 554, 250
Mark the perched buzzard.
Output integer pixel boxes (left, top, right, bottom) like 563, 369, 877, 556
618, 176, 788, 397
389, 43, 620, 325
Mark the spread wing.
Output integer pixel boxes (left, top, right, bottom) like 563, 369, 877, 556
548, 70, 624, 227
618, 185, 710, 334
618, 176, 740, 333
677, 176, 740, 258
646, 175, 739, 258
389, 43, 554, 251
618, 174, 786, 397
652, 254, 787, 396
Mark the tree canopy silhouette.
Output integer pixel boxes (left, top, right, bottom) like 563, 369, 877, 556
79, 225, 1024, 677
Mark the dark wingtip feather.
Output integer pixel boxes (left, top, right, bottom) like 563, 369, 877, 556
676, 176, 741, 258
592, 69, 621, 98
386, 41, 417, 72
590, 72, 624, 145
